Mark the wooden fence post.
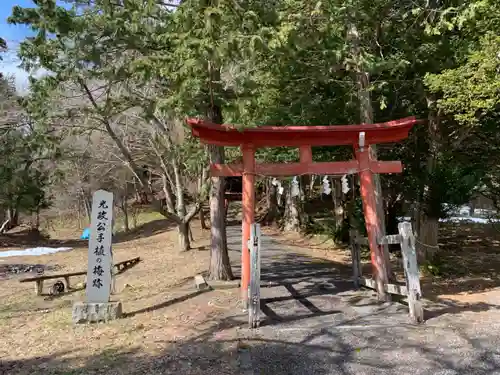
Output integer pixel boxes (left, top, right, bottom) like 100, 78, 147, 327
349, 229, 362, 288
398, 221, 424, 323
248, 223, 261, 329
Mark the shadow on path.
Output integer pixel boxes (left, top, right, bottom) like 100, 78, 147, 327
4, 309, 500, 375
226, 225, 500, 325
123, 289, 210, 318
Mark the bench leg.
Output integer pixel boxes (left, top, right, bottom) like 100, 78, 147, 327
64, 276, 70, 290
35, 280, 43, 296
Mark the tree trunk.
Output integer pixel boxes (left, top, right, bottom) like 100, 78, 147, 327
208, 145, 233, 279
0, 219, 10, 234
347, 18, 393, 292
161, 174, 175, 214
198, 167, 209, 230
357, 75, 393, 280
120, 197, 130, 233
469, 201, 476, 215
332, 178, 344, 229
309, 175, 316, 197
417, 217, 438, 262
283, 186, 302, 232
269, 181, 281, 226
199, 205, 208, 229
134, 180, 141, 203
178, 221, 191, 252
35, 208, 40, 231
417, 94, 441, 262
300, 175, 310, 200
207, 101, 233, 280
81, 188, 91, 222
261, 178, 280, 226
7, 207, 18, 230
132, 206, 139, 229
386, 199, 402, 253
77, 201, 82, 230
85, 197, 92, 222
386, 201, 401, 238
172, 155, 194, 251
189, 223, 194, 242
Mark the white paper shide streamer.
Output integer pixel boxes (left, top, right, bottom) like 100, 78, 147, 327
272, 178, 284, 204
291, 176, 300, 197
322, 176, 331, 195
273, 178, 285, 195
341, 174, 350, 194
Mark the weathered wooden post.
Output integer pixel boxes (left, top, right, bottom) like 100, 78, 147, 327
349, 229, 362, 288
248, 223, 261, 329
398, 221, 424, 323
72, 190, 122, 323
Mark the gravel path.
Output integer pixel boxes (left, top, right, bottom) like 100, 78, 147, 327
226, 226, 500, 375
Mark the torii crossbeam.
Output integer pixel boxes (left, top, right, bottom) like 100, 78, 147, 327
187, 117, 418, 306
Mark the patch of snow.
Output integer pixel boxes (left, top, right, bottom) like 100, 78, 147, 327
439, 217, 499, 224
396, 216, 499, 224
0, 247, 73, 258
473, 208, 497, 216
458, 206, 471, 216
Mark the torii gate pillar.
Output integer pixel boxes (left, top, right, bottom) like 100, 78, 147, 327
356, 147, 390, 300
241, 145, 255, 305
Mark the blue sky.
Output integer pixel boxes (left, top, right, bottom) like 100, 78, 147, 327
0, 0, 37, 92
0, 0, 180, 92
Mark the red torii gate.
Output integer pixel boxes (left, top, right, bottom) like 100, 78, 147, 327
187, 117, 418, 306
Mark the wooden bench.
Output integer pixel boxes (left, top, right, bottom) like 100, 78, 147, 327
19, 257, 141, 296
114, 257, 141, 274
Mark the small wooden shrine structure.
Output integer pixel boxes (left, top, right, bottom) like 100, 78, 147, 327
187, 117, 418, 306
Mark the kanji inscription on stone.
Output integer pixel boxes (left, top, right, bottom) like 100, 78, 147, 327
86, 189, 114, 303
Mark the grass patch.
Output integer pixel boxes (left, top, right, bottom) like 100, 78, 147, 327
304, 217, 350, 244
39, 208, 167, 238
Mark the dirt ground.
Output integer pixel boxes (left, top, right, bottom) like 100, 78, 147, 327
1, 212, 500, 374
0, 214, 242, 375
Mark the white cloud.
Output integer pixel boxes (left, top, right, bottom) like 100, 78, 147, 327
0, 46, 30, 93
0, 55, 48, 95
1, 62, 29, 93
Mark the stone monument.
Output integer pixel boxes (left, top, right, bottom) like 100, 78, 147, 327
72, 189, 122, 323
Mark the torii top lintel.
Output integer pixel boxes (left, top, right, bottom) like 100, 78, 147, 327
186, 116, 418, 148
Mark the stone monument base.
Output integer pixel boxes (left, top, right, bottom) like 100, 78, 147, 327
72, 301, 123, 324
